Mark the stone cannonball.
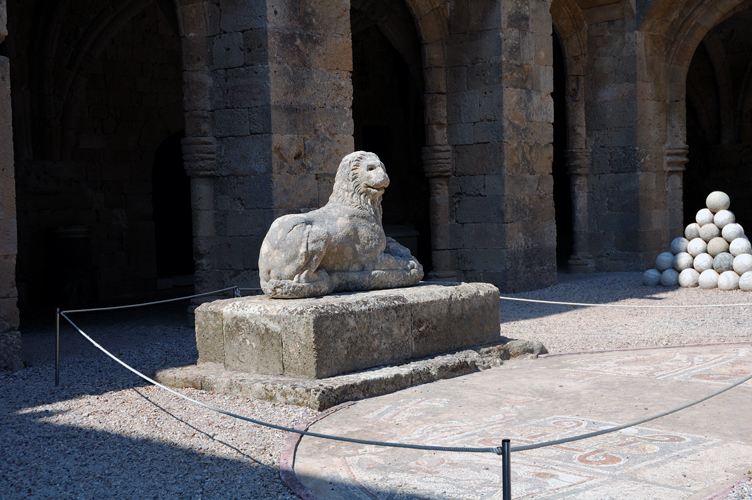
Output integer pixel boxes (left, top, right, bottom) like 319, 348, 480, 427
698, 269, 719, 289
673, 252, 694, 271
642, 269, 661, 286
687, 238, 707, 257
685, 223, 701, 240
707, 237, 729, 257
730, 237, 752, 256
740, 271, 752, 291
670, 237, 689, 255
706, 191, 731, 212
696, 208, 715, 225
714, 210, 735, 229
718, 270, 740, 290
693, 253, 714, 272
713, 252, 734, 273
655, 252, 674, 271
699, 223, 720, 241
733, 254, 752, 275
660, 269, 680, 287
678, 268, 700, 287
722, 223, 744, 242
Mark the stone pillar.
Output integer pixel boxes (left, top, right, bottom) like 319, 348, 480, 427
183, 136, 221, 293
0, 0, 22, 370
422, 145, 460, 281
565, 148, 595, 272
666, 145, 688, 239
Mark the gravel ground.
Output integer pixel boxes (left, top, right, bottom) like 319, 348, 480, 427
502, 272, 752, 353
2, 273, 751, 499
725, 477, 752, 500
1, 301, 316, 499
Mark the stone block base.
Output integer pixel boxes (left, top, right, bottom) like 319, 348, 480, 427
195, 282, 500, 379
154, 339, 547, 410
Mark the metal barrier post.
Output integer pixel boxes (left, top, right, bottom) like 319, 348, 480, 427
55, 308, 60, 386
502, 439, 511, 500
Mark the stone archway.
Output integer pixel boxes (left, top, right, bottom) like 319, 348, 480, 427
551, 0, 593, 272
400, 0, 459, 280
639, 0, 752, 239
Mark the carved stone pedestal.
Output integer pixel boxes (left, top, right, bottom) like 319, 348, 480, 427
193, 282, 499, 379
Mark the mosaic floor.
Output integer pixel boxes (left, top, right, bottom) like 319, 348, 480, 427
293, 346, 752, 500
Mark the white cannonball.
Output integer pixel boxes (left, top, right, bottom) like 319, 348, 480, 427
643, 268, 661, 286
733, 254, 752, 275
706, 191, 731, 212
693, 253, 714, 272
714, 210, 735, 229
670, 237, 689, 255
673, 252, 694, 271
699, 269, 719, 289
655, 252, 674, 271
660, 269, 679, 287
687, 238, 707, 257
730, 238, 752, 256
740, 271, 752, 291
696, 208, 715, 225
678, 268, 700, 287
685, 223, 701, 240
718, 271, 740, 290
707, 237, 729, 257
713, 252, 734, 272
699, 223, 720, 241
722, 223, 744, 242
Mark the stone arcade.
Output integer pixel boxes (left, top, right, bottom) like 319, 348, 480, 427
4, 0, 752, 369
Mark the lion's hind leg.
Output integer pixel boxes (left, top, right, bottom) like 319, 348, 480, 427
259, 219, 333, 298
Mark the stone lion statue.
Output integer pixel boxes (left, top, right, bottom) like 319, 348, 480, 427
258, 151, 423, 298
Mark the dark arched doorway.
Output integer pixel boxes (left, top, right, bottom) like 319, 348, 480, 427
152, 131, 194, 288
685, 7, 752, 228
350, 2, 432, 272
552, 32, 574, 269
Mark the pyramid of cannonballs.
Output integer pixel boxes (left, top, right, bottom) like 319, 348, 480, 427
644, 191, 752, 290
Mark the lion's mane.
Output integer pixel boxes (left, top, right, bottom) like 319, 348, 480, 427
328, 151, 384, 221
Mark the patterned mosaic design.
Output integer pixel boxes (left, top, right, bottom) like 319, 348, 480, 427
561, 347, 752, 386
309, 407, 750, 499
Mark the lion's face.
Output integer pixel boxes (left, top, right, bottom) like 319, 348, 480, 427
355, 155, 390, 200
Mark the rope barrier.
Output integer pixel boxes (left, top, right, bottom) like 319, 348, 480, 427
53, 284, 752, 494
511, 369, 752, 452
61, 287, 239, 314
499, 295, 752, 308
58, 312, 503, 455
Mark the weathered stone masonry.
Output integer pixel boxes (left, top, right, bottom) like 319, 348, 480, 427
0, 0, 21, 371
3, 0, 752, 369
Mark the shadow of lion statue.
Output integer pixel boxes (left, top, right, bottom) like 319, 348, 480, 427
258, 151, 424, 298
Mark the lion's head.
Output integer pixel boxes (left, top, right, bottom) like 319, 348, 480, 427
329, 151, 389, 220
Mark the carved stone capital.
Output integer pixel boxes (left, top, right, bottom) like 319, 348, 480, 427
665, 145, 689, 173
421, 145, 452, 178
182, 136, 217, 177
564, 148, 590, 176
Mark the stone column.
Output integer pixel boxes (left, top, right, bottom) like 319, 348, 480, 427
0, 2, 22, 370
422, 145, 460, 281
565, 148, 595, 272
666, 145, 688, 239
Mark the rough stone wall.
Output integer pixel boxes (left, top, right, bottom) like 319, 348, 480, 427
13, 4, 184, 303
197, 0, 354, 291
584, 10, 645, 271
0, 0, 22, 370
446, 0, 556, 292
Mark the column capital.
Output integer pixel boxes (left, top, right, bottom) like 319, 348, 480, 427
182, 136, 217, 177
564, 148, 589, 176
421, 145, 452, 178
666, 145, 689, 173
